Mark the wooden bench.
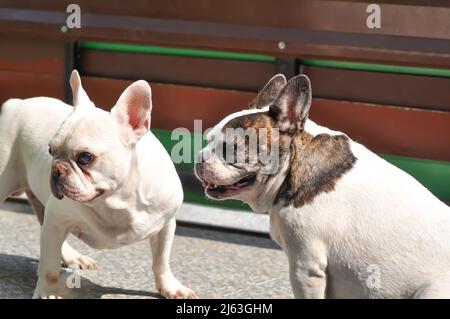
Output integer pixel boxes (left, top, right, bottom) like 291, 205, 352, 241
1, 0, 449, 206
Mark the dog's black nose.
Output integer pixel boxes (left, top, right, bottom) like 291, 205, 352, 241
52, 170, 58, 180
52, 163, 67, 180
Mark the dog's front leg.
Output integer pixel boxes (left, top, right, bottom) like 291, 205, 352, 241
150, 217, 197, 299
32, 206, 67, 299
286, 244, 328, 299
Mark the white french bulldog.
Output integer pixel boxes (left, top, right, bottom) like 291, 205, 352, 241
195, 74, 450, 298
0, 70, 197, 299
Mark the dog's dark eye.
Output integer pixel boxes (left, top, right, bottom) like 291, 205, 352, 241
77, 152, 94, 165
48, 145, 53, 155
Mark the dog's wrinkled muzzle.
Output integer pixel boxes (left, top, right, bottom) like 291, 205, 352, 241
50, 178, 64, 200
50, 163, 67, 200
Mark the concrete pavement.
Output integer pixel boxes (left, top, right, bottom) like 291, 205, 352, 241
0, 200, 292, 299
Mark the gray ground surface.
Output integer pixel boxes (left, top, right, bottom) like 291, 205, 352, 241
0, 201, 292, 299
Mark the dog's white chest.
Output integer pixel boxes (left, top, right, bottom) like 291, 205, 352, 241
72, 206, 168, 249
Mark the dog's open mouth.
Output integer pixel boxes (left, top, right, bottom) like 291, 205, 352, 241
202, 173, 257, 198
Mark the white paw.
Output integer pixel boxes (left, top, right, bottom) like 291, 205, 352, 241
63, 255, 97, 270
33, 294, 63, 299
157, 275, 198, 299
159, 284, 198, 299
32, 282, 63, 299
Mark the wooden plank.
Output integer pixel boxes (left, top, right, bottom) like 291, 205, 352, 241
80, 41, 275, 63
0, 70, 64, 102
81, 76, 450, 162
80, 49, 275, 91
303, 66, 450, 112
0, 7, 449, 68
81, 76, 254, 131
301, 59, 450, 78
0, 36, 65, 74
2, 0, 450, 39
310, 99, 450, 163
1, 72, 448, 163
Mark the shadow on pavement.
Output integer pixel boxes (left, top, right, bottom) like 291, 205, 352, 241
0, 253, 161, 299
4, 199, 280, 250
176, 225, 280, 250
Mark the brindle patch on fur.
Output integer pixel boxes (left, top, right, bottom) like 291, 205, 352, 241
277, 132, 357, 208
225, 112, 274, 131
223, 112, 276, 162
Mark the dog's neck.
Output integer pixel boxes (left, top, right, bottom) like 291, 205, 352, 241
249, 151, 291, 213
275, 130, 357, 208
89, 145, 140, 212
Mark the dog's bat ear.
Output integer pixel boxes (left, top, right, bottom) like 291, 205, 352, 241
111, 80, 152, 144
269, 75, 312, 133
70, 70, 95, 110
248, 74, 287, 109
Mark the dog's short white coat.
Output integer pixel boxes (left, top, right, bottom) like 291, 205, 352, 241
0, 80, 196, 299
206, 107, 450, 298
